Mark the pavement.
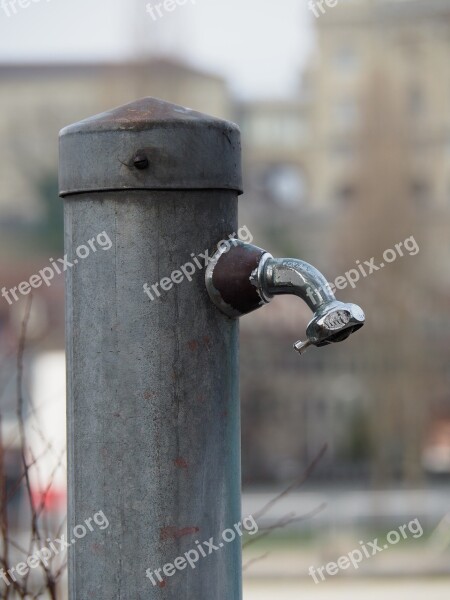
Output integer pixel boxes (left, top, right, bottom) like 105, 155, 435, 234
242, 486, 450, 529
243, 578, 450, 599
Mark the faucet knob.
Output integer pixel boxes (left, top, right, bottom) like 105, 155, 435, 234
294, 300, 365, 355
293, 339, 313, 355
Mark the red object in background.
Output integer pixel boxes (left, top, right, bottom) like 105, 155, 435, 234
31, 487, 67, 512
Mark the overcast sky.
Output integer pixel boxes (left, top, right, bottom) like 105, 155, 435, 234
0, 0, 315, 99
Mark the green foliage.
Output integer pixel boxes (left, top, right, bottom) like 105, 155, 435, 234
344, 408, 372, 461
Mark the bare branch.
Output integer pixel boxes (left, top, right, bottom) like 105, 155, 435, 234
252, 443, 327, 521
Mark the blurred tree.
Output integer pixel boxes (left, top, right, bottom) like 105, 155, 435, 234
0, 299, 66, 599
343, 406, 372, 462
332, 67, 430, 486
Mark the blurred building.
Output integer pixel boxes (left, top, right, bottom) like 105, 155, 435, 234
2, 1, 450, 487
0, 57, 233, 352
0, 58, 233, 223
240, 100, 310, 208
240, 0, 450, 486
309, 0, 450, 213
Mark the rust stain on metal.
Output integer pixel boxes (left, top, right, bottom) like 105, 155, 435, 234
188, 336, 212, 352
212, 243, 267, 316
74, 97, 212, 133
158, 580, 166, 588
160, 526, 200, 541
188, 339, 199, 352
174, 457, 189, 469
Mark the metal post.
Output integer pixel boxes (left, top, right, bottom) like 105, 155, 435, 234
59, 98, 243, 598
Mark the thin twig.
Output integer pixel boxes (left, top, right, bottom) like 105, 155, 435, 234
0, 415, 10, 600
244, 504, 326, 549
15, 296, 58, 599
252, 443, 327, 522
242, 444, 328, 576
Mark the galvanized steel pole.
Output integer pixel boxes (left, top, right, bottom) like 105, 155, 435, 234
59, 98, 243, 598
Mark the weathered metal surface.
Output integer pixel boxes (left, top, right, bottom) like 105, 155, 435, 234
61, 99, 242, 599
59, 97, 243, 197
205, 241, 269, 317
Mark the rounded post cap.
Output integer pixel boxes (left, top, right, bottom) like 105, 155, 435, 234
59, 97, 243, 197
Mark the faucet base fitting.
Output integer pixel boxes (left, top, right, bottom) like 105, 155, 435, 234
205, 240, 271, 318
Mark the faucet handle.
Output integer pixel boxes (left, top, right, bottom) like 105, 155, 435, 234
294, 301, 365, 356
293, 339, 313, 355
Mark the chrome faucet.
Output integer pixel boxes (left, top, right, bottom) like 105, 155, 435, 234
205, 240, 365, 355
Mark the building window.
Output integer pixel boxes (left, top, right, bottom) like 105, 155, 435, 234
248, 114, 307, 149
265, 165, 308, 207
408, 85, 425, 117
411, 180, 429, 206
334, 45, 359, 72
331, 141, 355, 162
334, 183, 356, 205
333, 98, 359, 128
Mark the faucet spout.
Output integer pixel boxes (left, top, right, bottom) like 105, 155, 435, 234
259, 257, 336, 311
205, 240, 365, 355
258, 256, 365, 353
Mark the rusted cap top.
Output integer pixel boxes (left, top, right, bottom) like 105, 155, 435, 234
59, 97, 243, 197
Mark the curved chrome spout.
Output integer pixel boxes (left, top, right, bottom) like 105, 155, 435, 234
258, 257, 336, 310
257, 256, 365, 354
205, 240, 365, 356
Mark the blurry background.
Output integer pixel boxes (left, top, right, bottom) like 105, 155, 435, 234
1, 0, 450, 597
